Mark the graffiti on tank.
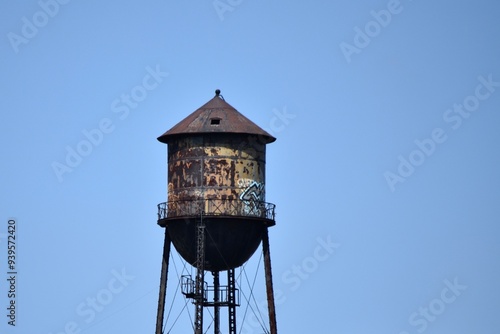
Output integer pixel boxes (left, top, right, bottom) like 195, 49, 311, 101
238, 179, 264, 216
240, 182, 264, 201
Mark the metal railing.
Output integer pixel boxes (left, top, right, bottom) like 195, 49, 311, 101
181, 275, 208, 301
181, 275, 241, 306
157, 199, 275, 221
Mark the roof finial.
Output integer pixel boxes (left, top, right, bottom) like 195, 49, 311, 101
215, 89, 224, 100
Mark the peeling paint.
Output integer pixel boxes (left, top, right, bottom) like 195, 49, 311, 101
166, 135, 266, 217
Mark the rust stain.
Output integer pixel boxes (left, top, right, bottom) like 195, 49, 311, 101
157, 95, 276, 144
166, 135, 266, 216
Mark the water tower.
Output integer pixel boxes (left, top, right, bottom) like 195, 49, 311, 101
155, 90, 278, 334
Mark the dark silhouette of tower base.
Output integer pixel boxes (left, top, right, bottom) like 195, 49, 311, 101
154, 90, 278, 334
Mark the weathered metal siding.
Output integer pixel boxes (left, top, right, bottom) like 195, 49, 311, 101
167, 134, 266, 217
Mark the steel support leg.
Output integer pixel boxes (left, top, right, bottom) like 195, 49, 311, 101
262, 227, 278, 334
155, 228, 171, 334
213, 271, 220, 334
194, 214, 206, 334
228, 268, 237, 334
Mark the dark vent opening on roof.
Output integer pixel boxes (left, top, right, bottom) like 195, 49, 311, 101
210, 118, 221, 125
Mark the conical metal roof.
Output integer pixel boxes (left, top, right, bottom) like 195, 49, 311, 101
157, 90, 276, 144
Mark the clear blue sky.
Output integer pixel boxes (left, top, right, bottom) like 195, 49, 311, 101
1, 1, 500, 333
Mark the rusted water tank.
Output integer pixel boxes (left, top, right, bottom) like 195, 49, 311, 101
157, 90, 276, 272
